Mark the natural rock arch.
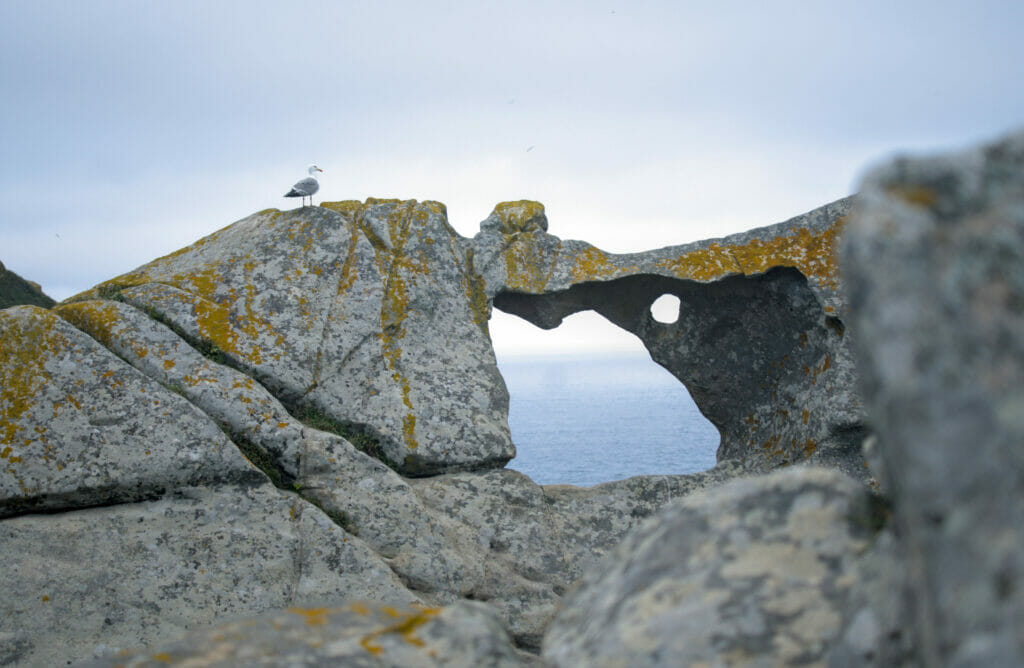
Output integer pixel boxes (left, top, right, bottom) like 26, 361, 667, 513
474, 197, 867, 478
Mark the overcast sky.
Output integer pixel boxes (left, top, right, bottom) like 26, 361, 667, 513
2, 1, 1022, 355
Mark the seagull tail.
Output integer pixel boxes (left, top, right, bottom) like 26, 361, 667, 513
284, 189, 302, 198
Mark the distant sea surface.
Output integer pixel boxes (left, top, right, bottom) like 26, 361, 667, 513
496, 353, 720, 487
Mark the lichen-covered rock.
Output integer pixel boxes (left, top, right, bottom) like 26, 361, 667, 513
471, 198, 867, 477
70, 201, 513, 476
54, 297, 486, 610
81, 601, 527, 667
409, 461, 751, 649
541, 467, 876, 667
840, 130, 1024, 665
0, 305, 261, 516
3, 484, 415, 667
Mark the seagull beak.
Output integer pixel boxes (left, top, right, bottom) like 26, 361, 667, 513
317, 167, 324, 173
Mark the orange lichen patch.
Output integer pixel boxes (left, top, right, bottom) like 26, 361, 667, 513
349, 601, 372, 616
802, 409, 810, 425
652, 217, 848, 292
502, 234, 559, 292
886, 184, 938, 209
287, 607, 331, 626
801, 438, 818, 458
359, 606, 442, 656
55, 301, 119, 345
354, 199, 437, 452
162, 359, 175, 370
568, 246, 617, 284
1, 309, 65, 448
492, 200, 547, 234
652, 242, 743, 282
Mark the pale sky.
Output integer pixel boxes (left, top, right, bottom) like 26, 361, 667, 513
2, 1, 1022, 355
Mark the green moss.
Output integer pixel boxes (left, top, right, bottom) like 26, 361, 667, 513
218, 421, 291, 489
293, 405, 401, 472
852, 491, 893, 536
142, 305, 228, 364
304, 495, 359, 536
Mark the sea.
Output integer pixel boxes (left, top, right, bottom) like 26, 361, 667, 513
495, 352, 720, 487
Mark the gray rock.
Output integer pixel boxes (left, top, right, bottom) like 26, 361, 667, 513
3, 484, 415, 667
0, 190, 880, 661
841, 129, 1024, 665
0, 305, 262, 516
80, 600, 527, 667
70, 202, 514, 476
471, 198, 867, 478
541, 467, 876, 667
409, 461, 751, 649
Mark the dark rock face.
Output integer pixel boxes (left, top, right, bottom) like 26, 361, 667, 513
0, 259, 55, 309
839, 130, 1024, 665
476, 197, 866, 477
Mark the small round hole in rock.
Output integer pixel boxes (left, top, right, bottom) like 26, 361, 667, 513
650, 294, 681, 324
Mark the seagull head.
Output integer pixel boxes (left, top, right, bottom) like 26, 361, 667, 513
307, 164, 323, 176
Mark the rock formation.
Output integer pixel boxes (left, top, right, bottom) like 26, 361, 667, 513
542, 467, 879, 666
0, 259, 55, 310
833, 130, 1024, 665
472, 197, 864, 476
23, 122, 1024, 664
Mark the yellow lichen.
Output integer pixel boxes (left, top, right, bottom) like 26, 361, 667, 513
287, 607, 331, 626
359, 606, 442, 656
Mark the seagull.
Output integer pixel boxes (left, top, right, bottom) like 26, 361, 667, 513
284, 164, 323, 207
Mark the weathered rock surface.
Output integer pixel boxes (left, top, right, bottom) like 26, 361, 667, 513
541, 466, 876, 667
2, 187, 874, 663
0, 305, 416, 666
472, 198, 866, 477
0, 259, 55, 309
71, 201, 513, 476
0, 306, 261, 516
4, 485, 414, 667
839, 130, 1024, 665
81, 601, 527, 668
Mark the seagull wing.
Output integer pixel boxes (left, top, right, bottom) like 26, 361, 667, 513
284, 176, 320, 197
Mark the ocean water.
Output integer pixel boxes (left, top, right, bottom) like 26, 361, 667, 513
496, 353, 720, 487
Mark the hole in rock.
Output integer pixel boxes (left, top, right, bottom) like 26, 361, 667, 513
649, 294, 681, 324
490, 308, 720, 487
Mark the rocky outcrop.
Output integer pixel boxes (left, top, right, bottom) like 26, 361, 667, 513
472, 198, 866, 476
0, 259, 55, 309
542, 467, 878, 666
0, 307, 415, 667
835, 130, 1024, 665
2, 185, 868, 661
69, 201, 513, 476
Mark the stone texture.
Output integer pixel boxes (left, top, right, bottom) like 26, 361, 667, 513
840, 130, 1024, 665
541, 467, 876, 667
0, 305, 261, 516
409, 461, 751, 648
81, 601, 527, 668
471, 198, 867, 477
71, 201, 513, 476
0, 190, 880, 662
3, 484, 414, 666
